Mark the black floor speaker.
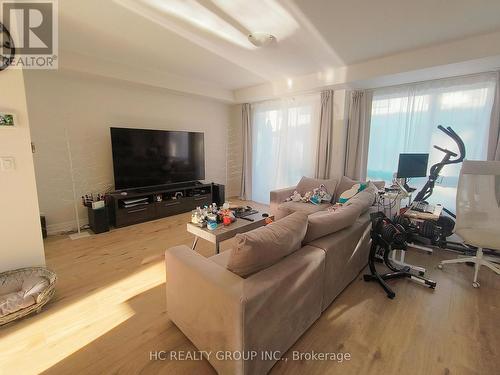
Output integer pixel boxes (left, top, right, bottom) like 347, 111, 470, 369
212, 183, 225, 206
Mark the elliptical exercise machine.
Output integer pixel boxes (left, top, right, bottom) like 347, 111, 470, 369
395, 126, 499, 259
413, 125, 466, 218
364, 212, 437, 299
397, 125, 466, 250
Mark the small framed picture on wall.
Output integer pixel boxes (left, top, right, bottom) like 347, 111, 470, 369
0, 111, 17, 127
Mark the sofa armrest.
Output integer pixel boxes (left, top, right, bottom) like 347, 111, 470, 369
269, 186, 296, 216
165, 246, 245, 375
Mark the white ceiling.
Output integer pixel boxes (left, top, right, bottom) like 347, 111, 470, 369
293, 0, 500, 64
58, 0, 265, 90
58, 0, 500, 98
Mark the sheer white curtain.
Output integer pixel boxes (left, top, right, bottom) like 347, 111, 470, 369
367, 73, 497, 212
251, 94, 320, 204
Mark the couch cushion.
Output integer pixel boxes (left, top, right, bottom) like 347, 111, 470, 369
227, 212, 308, 277
296, 176, 337, 199
275, 201, 332, 220
303, 204, 361, 243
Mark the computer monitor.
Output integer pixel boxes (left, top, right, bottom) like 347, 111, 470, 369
397, 153, 429, 178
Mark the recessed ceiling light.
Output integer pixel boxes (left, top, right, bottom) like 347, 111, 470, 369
248, 32, 276, 47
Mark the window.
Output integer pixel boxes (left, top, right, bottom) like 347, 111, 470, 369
367, 74, 497, 212
251, 95, 320, 204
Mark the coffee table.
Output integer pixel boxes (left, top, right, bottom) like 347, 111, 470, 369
186, 212, 272, 254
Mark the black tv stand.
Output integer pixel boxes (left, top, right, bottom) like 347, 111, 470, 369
108, 182, 223, 228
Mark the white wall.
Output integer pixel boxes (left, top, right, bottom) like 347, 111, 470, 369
24, 70, 232, 234
0, 69, 45, 272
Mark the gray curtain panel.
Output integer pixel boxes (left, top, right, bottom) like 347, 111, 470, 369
344, 90, 373, 180
315, 90, 334, 179
488, 73, 500, 161
240, 103, 252, 200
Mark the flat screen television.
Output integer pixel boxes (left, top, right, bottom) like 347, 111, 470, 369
397, 153, 429, 178
110, 127, 205, 190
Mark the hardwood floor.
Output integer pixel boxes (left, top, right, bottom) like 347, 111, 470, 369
0, 201, 498, 375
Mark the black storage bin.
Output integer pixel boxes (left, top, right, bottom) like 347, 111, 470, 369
88, 207, 110, 234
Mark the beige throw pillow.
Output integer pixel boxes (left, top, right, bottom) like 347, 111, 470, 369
296, 176, 337, 201
227, 212, 308, 277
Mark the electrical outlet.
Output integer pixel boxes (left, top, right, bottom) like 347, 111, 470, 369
0, 157, 16, 171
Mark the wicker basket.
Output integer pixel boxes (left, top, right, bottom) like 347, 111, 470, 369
0, 267, 57, 326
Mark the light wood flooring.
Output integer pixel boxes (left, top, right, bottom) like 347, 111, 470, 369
0, 200, 498, 375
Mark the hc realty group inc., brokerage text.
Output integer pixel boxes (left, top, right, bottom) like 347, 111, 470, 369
150, 350, 352, 363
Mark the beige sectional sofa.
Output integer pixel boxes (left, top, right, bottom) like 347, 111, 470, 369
165, 176, 380, 375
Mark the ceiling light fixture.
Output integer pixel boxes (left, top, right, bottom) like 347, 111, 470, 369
248, 32, 276, 47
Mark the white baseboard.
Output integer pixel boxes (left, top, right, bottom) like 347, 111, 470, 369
47, 218, 89, 236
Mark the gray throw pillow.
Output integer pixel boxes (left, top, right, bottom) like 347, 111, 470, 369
303, 205, 361, 243
227, 212, 308, 277
296, 176, 337, 200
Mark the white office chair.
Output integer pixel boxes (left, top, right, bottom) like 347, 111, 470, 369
439, 160, 500, 287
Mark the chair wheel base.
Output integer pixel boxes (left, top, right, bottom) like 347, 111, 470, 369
472, 281, 480, 288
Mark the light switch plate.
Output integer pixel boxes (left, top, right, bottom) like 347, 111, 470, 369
0, 157, 16, 171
